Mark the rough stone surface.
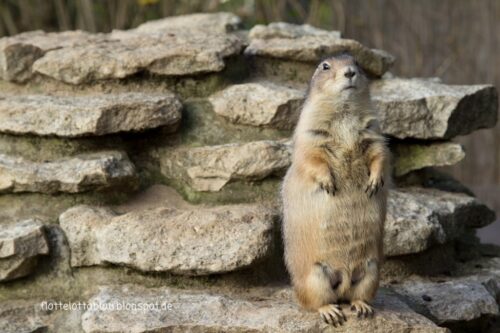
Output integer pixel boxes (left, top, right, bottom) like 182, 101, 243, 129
158, 140, 292, 192
245, 23, 395, 77
209, 81, 305, 129
249, 22, 342, 40
392, 279, 499, 324
0, 300, 83, 333
135, 12, 242, 34
0, 13, 244, 84
59, 202, 276, 275
0, 151, 137, 194
393, 142, 465, 177
0, 219, 49, 281
385, 187, 496, 257
81, 285, 447, 333
371, 78, 498, 139
0, 92, 182, 137
0, 30, 100, 82
33, 16, 244, 84
0, 301, 48, 333
159, 139, 468, 193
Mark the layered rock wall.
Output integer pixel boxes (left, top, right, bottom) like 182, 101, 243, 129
0, 12, 498, 333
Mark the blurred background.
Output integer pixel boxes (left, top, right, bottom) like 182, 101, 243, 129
0, 0, 498, 243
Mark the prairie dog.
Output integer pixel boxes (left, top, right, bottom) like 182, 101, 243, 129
281, 53, 389, 326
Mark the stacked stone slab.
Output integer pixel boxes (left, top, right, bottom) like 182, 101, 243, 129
0, 12, 498, 333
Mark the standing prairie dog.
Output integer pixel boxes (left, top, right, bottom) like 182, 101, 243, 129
281, 53, 389, 326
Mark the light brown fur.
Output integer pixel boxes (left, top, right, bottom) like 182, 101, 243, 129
281, 53, 390, 325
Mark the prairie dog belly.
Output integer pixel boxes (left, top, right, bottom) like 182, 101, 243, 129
282, 168, 385, 280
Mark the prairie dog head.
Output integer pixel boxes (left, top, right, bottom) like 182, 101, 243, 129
308, 53, 369, 106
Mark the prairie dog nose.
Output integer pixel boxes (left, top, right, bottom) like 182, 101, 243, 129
344, 67, 356, 79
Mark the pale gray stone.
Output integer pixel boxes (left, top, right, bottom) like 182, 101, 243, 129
158, 138, 472, 195
135, 12, 241, 34
1, 14, 244, 84
385, 188, 496, 257
249, 22, 342, 40
0, 219, 49, 281
458, 257, 500, 303
393, 142, 465, 177
0, 300, 83, 333
208, 81, 305, 129
158, 140, 292, 192
34, 29, 243, 84
372, 78, 498, 139
59, 202, 276, 275
0, 301, 48, 333
0, 92, 182, 137
245, 23, 394, 77
0, 30, 101, 82
392, 279, 499, 324
81, 285, 447, 333
0, 151, 137, 194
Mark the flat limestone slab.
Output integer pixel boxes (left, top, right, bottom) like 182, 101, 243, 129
135, 12, 241, 34
205, 78, 497, 140
159, 140, 462, 193
0, 30, 101, 82
0, 299, 83, 333
0, 13, 244, 84
385, 188, 496, 257
372, 78, 498, 139
0, 219, 49, 282
80, 285, 448, 333
59, 202, 277, 275
0, 92, 182, 137
158, 140, 292, 192
393, 142, 465, 177
245, 22, 395, 77
0, 151, 137, 194
208, 81, 305, 130
392, 279, 499, 324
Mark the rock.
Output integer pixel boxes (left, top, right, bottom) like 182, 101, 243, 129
0, 301, 48, 333
393, 142, 465, 177
392, 279, 499, 324
0, 300, 83, 333
59, 201, 276, 275
0, 219, 49, 281
159, 138, 467, 193
385, 188, 496, 257
0, 92, 182, 137
135, 12, 242, 34
208, 81, 305, 129
0, 151, 137, 194
371, 78, 498, 139
0, 192, 131, 225
0, 30, 100, 82
245, 23, 394, 77
33, 27, 243, 84
81, 285, 447, 333
395, 167, 475, 196
382, 244, 457, 280
458, 257, 500, 303
158, 140, 292, 192
249, 22, 342, 40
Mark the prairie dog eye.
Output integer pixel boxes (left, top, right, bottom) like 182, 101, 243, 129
322, 62, 330, 70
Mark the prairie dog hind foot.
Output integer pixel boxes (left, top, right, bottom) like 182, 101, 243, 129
318, 304, 346, 326
350, 300, 374, 318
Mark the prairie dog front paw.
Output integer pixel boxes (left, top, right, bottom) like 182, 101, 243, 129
365, 174, 384, 197
315, 169, 337, 195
